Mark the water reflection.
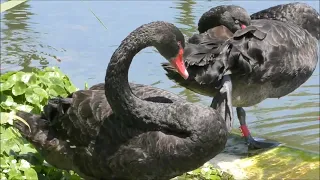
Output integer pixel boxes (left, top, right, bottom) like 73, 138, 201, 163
172, 0, 202, 103
247, 74, 320, 153
174, 0, 197, 37
1, 1, 61, 73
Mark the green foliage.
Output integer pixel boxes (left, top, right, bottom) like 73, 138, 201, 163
0, 67, 234, 180
174, 163, 234, 180
0, 67, 77, 114
0, 67, 81, 180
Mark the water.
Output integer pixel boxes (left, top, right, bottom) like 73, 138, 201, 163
1, 1, 319, 153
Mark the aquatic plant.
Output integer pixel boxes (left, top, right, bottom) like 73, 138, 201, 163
0, 67, 80, 180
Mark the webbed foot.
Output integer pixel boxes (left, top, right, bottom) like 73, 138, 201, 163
237, 107, 280, 149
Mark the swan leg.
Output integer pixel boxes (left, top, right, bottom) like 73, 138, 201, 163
211, 75, 234, 132
236, 107, 280, 149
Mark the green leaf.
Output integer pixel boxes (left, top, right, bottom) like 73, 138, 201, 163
189, 168, 201, 175
44, 71, 62, 79
69, 174, 82, 180
2, 138, 20, 154
12, 81, 27, 96
17, 159, 30, 171
0, 81, 15, 92
64, 77, 77, 93
8, 168, 23, 180
209, 174, 221, 180
0, 112, 11, 124
25, 87, 41, 105
20, 73, 31, 84
48, 84, 67, 97
8, 72, 24, 83
23, 168, 38, 180
21, 73, 37, 85
19, 144, 37, 154
0, 95, 16, 108
0, 126, 13, 140
0, 156, 9, 169
65, 84, 77, 93
33, 88, 48, 99
0, 71, 16, 82
0, 173, 7, 180
0, 83, 11, 93
49, 77, 64, 86
15, 104, 33, 112
38, 76, 52, 85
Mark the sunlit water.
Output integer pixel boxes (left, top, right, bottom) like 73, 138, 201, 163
1, 1, 319, 153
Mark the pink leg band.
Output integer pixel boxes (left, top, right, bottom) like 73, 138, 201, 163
240, 125, 250, 137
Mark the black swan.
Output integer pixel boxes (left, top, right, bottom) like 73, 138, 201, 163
13, 21, 231, 180
161, 3, 319, 149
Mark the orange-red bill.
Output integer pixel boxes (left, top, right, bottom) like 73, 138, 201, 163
171, 48, 189, 80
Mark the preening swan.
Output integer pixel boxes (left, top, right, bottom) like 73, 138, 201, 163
162, 3, 319, 149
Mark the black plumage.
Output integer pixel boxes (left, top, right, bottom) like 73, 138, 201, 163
14, 21, 231, 180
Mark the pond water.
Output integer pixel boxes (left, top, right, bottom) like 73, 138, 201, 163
1, 1, 319, 153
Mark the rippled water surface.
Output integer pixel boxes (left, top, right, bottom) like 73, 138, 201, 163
1, 0, 319, 153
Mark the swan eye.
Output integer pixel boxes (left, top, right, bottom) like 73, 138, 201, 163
234, 20, 239, 24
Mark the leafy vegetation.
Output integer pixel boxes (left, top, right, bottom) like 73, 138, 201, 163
0, 67, 81, 180
174, 163, 234, 180
0, 67, 234, 180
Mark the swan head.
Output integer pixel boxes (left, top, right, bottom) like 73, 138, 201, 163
198, 5, 251, 33
153, 24, 189, 80
169, 41, 189, 80
220, 6, 251, 32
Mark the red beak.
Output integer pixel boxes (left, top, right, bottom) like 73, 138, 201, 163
170, 47, 189, 80
241, 24, 246, 29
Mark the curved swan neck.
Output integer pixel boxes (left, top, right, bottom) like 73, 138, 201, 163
105, 32, 150, 115
198, 9, 223, 33
105, 22, 180, 117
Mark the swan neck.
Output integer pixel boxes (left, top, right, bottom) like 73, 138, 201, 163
104, 31, 152, 115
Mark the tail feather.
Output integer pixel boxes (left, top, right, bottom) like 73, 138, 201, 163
14, 111, 73, 170
14, 111, 49, 141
